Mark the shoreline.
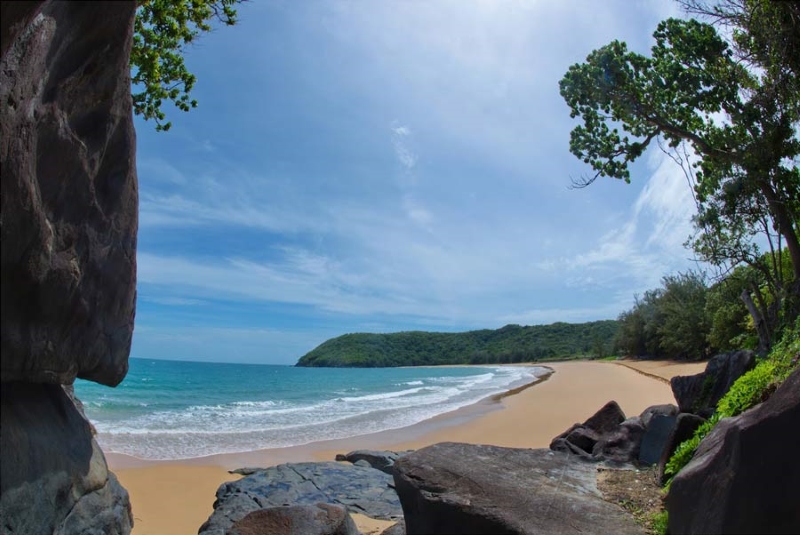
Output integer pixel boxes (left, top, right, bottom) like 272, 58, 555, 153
106, 364, 553, 470
111, 359, 707, 534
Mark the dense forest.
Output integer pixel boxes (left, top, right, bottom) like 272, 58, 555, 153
614, 250, 795, 361
295, 320, 619, 367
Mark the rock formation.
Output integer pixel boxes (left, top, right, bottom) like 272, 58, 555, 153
667, 367, 800, 534
671, 350, 755, 418
393, 442, 642, 535
551, 401, 677, 466
0, 1, 138, 533
201, 462, 403, 535
335, 449, 413, 475
227, 503, 359, 535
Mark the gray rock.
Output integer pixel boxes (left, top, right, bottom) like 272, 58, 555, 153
353, 459, 372, 468
565, 426, 601, 453
381, 519, 406, 535
667, 367, 800, 534
229, 467, 263, 476
639, 404, 678, 428
0, 0, 138, 387
200, 462, 402, 535
671, 350, 755, 418
393, 442, 642, 535
228, 503, 359, 535
343, 449, 410, 475
657, 412, 705, 485
592, 417, 646, 464
583, 400, 627, 433
638, 413, 677, 466
550, 400, 626, 456
0, 383, 132, 534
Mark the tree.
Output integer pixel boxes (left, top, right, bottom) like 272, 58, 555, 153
131, 0, 244, 132
559, 9, 799, 350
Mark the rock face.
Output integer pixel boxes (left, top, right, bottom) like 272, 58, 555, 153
667, 367, 800, 534
1, 0, 138, 387
656, 412, 705, 485
200, 462, 403, 535
0, 383, 132, 534
671, 350, 755, 418
0, 2, 138, 533
228, 503, 359, 535
551, 401, 677, 466
393, 442, 642, 535
338, 450, 412, 475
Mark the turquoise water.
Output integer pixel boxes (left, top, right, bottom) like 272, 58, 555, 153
74, 358, 545, 460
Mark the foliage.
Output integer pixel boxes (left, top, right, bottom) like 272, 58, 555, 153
615, 271, 710, 360
650, 510, 669, 535
664, 318, 799, 485
560, 3, 800, 350
295, 321, 620, 367
131, 0, 242, 131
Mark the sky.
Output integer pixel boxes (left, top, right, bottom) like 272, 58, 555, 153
131, 0, 707, 365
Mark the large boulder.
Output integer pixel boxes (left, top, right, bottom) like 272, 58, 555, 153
667, 367, 800, 534
656, 412, 705, 485
592, 417, 646, 465
552, 401, 676, 466
393, 442, 641, 535
200, 462, 402, 535
338, 450, 412, 475
671, 350, 755, 418
0, 383, 132, 534
1, 0, 138, 387
0, 2, 138, 533
550, 400, 626, 458
227, 503, 359, 535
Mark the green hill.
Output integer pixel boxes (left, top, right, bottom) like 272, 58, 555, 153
295, 320, 619, 367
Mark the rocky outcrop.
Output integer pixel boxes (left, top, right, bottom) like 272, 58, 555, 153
671, 350, 755, 418
656, 412, 705, 485
393, 442, 641, 535
335, 450, 413, 475
1, 0, 138, 387
200, 462, 403, 535
0, 1, 138, 533
551, 401, 677, 466
667, 367, 800, 534
227, 503, 359, 535
0, 383, 132, 534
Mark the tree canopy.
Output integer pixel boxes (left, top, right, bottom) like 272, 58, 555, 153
131, 0, 243, 131
296, 321, 620, 367
560, 0, 799, 350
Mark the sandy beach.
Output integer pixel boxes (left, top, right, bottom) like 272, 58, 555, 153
111, 359, 706, 535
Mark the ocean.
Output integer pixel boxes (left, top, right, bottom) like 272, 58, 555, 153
74, 358, 547, 460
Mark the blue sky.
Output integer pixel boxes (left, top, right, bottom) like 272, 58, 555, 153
132, 0, 705, 365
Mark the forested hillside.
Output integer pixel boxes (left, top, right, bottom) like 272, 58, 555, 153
295, 320, 618, 367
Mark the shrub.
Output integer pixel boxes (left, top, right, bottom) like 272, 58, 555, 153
664, 319, 799, 487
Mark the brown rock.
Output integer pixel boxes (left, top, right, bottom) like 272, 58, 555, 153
671, 350, 755, 418
1, 0, 139, 387
656, 412, 705, 485
0, 382, 132, 533
393, 442, 642, 535
228, 503, 359, 535
667, 367, 800, 534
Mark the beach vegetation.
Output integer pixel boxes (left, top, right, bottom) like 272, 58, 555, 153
663, 318, 799, 486
296, 320, 619, 367
560, 0, 800, 353
131, 0, 244, 131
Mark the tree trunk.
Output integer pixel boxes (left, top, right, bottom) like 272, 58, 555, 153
741, 287, 771, 353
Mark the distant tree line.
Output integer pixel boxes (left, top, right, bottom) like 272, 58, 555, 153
295, 321, 619, 367
615, 250, 796, 361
